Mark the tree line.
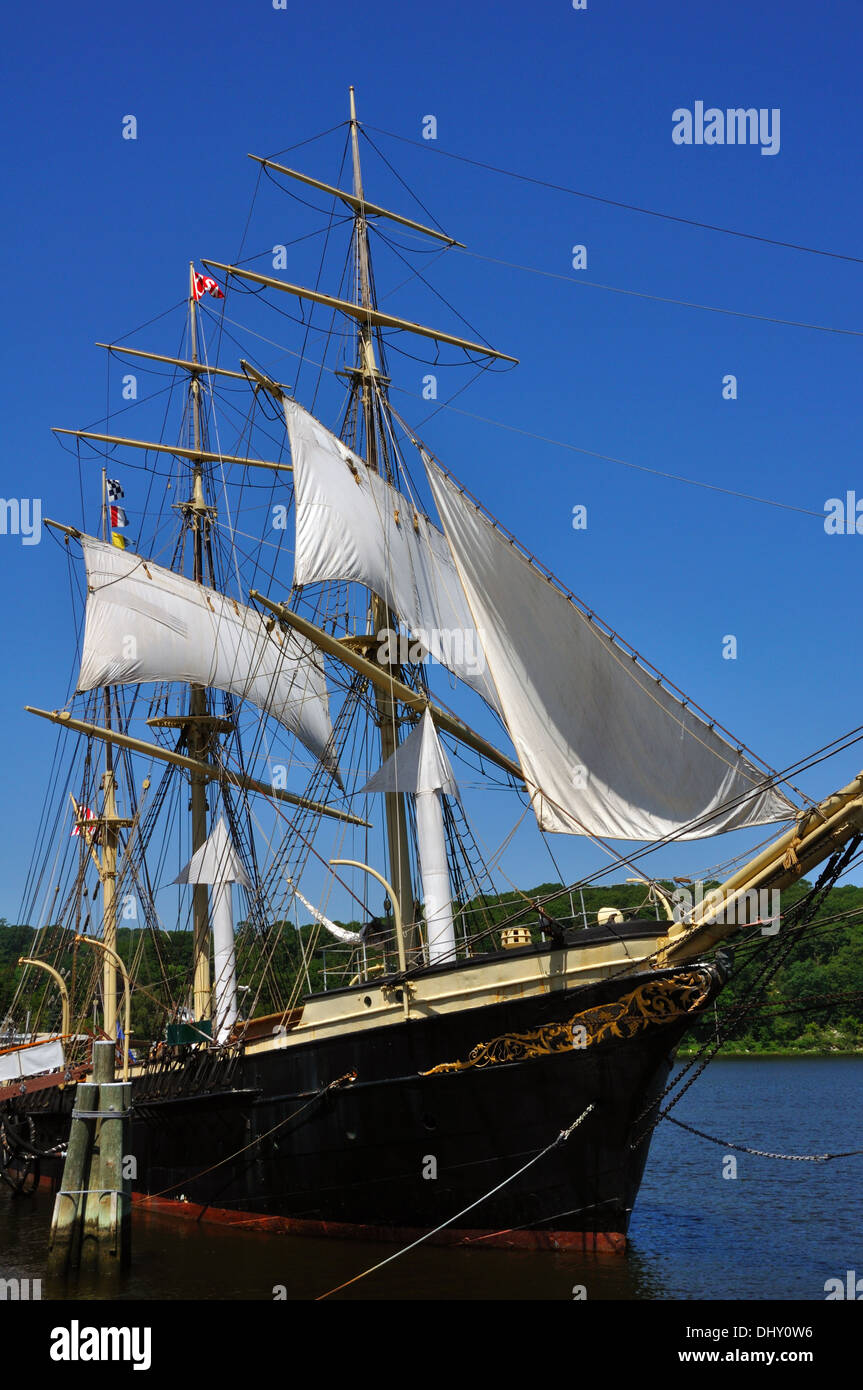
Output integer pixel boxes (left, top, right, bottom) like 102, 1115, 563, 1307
0, 878, 860, 1052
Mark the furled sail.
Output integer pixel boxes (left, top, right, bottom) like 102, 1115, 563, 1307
426, 460, 797, 842
286, 876, 363, 946
284, 398, 500, 711
175, 818, 249, 1045
77, 537, 338, 776
362, 710, 458, 964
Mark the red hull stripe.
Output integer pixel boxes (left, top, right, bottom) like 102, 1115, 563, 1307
132, 1191, 627, 1254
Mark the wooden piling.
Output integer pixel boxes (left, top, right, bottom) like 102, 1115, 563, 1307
47, 1037, 131, 1275
47, 1081, 97, 1275
91, 1039, 116, 1086
97, 1080, 132, 1266
80, 1041, 115, 1270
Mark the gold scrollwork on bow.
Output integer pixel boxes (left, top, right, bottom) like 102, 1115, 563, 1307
420, 970, 712, 1076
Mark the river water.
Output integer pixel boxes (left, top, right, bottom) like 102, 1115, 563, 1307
1, 1058, 860, 1301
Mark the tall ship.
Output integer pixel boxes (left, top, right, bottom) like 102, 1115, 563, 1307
2, 91, 861, 1253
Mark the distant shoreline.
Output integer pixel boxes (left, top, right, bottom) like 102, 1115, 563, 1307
676, 1048, 863, 1058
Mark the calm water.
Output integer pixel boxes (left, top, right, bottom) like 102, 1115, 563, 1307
1, 1058, 860, 1301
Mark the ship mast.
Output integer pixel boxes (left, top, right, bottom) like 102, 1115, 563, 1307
183, 263, 220, 1024
347, 88, 417, 947
47, 271, 369, 1036
97, 473, 122, 1040
199, 99, 516, 958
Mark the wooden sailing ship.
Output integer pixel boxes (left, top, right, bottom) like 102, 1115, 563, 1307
2, 90, 862, 1252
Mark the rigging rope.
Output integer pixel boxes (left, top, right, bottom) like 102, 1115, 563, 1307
455, 249, 863, 339
363, 124, 863, 266
626, 837, 862, 1150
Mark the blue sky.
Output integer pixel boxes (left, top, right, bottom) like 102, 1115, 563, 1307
2, 0, 862, 921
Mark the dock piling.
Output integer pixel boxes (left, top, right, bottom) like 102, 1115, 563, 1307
47, 1039, 132, 1276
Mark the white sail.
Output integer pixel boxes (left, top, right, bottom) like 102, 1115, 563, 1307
426, 460, 797, 842
284, 398, 500, 711
0, 1039, 65, 1083
77, 537, 338, 775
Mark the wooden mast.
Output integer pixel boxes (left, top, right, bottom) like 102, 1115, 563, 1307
186, 262, 215, 1025
53, 429, 292, 473
95, 342, 293, 391
200, 264, 518, 364
249, 591, 523, 782
28, 707, 370, 826
246, 154, 466, 247
99, 470, 120, 1040
347, 87, 417, 949
658, 770, 863, 964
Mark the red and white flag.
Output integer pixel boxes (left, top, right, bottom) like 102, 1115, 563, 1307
72, 806, 95, 837
192, 272, 225, 302
110, 505, 128, 528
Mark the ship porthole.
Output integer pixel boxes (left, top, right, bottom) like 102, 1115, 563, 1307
423, 1114, 437, 1131
363, 996, 372, 1008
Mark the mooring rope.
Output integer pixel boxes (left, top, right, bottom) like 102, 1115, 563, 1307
315, 1102, 596, 1300
0, 1114, 64, 1161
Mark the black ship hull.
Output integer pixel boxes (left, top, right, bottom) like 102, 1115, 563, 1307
3, 948, 726, 1251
